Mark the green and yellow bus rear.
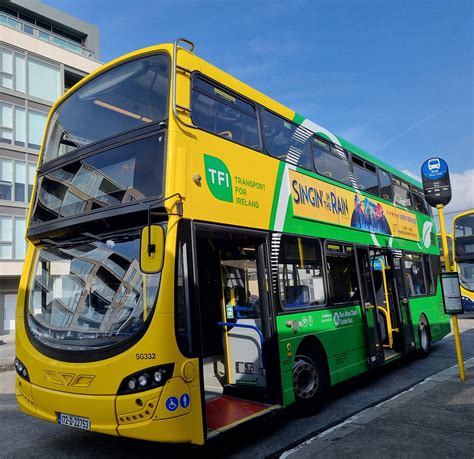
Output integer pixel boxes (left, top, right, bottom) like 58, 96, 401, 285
15, 39, 450, 445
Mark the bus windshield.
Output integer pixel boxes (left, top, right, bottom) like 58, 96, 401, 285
42, 53, 170, 164
454, 212, 474, 292
27, 230, 162, 353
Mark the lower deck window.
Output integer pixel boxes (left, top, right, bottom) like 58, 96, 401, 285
404, 253, 427, 296
278, 236, 325, 309
326, 244, 359, 304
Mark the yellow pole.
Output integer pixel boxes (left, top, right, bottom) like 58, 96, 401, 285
219, 252, 233, 385
297, 237, 304, 268
380, 260, 398, 348
437, 204, 465, 381
452, 315, 465, 381
437, 204, 452, 273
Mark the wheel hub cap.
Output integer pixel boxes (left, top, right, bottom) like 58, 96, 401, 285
293, 358, 319, 399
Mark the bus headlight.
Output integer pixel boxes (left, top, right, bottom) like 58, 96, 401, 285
118, 364, 174, 395
14, 358, 30, 382
153, 370, 164, 383
138, 374, 149, 387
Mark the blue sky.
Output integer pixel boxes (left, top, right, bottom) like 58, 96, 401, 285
45, 0, 473, 217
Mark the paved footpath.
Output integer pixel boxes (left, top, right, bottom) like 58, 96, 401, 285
0, 332, 15, 372
281, 357, 474, 458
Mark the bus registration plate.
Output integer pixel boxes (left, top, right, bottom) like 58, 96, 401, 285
57, 412, 91, 430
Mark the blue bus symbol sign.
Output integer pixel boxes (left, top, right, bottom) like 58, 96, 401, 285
180, 393, 190, 408
421, 157, 451, 207
165, 396, 179, 412
427, 158, 440, 173
422, 157, 448, 180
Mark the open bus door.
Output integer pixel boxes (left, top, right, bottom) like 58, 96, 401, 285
390, 250, 416, 353
355, 247, 385, 367
193, 225, 280, 439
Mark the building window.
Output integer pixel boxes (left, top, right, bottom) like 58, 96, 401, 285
278, 236, 325, 310
14, 217, 26, 259
28, 110, 47, 149
0, 216, 25, 259
326, 243, 359, 304
28, 163, 35, 201
14, 54, 25, 92
0, 159, 12, 200
0, 216, 12, 259
0, 158, 36, 203
0, 48, 13, 89
0, 47, 26, 93
14, 106, 26, 146
0, 47, 60, 101
27, 57, 60, 102
14, 161, 25, 202
0, 102, 47, 150
0, 102, 13, 143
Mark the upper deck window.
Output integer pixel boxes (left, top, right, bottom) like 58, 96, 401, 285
393, 177, 412, 208
191, 77, 260, 149
262, 111, 312, 168
42, 54, 170, 164
312, 138, 352, 186
379, 169, 392, 201
411, 186, 430, 215
352, 156, 379, 196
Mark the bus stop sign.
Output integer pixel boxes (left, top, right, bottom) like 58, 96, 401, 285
421, 157, 452, 207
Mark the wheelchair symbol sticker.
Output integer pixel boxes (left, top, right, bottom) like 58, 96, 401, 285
166, 396, 179, 412
180, 393, 190, 408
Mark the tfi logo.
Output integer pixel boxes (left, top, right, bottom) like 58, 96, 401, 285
204, 154, 233, 203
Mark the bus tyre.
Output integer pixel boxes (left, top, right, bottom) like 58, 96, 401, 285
417, 319, 431, 358
293, 349, 329, 412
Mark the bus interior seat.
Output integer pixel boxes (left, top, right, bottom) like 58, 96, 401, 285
285, 285, 310, 308
218, 130, 233, 140
192, 94, 215, 129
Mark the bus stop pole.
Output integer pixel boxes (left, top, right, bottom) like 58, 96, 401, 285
437, 204, 466, 381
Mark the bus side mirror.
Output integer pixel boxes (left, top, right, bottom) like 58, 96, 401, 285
140, 225, 165, 273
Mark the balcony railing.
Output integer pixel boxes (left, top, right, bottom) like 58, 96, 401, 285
0, 13, 96, 59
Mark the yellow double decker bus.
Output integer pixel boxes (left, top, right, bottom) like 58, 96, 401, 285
453, 211, 474, 312
15, 39, 449, 445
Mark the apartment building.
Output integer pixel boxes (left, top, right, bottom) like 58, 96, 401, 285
0, 0, 101, 334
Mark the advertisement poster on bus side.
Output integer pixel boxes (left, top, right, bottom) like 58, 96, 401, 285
289, 170, 419, 242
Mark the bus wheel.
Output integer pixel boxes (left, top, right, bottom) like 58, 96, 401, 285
417, 319, 431, 358
293, 349, 328, 411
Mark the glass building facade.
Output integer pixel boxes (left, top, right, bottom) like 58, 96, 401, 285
0, 0, 100, 334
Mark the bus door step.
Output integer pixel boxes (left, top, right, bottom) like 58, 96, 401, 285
206, 395, 280, 436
